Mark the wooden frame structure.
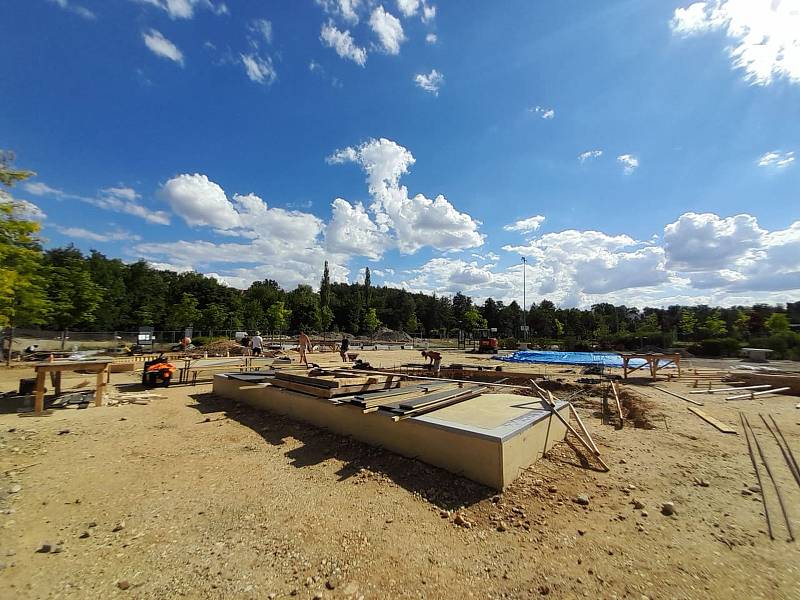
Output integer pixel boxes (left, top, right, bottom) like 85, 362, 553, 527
31, 360, 112, 416
618, 353, 681, 381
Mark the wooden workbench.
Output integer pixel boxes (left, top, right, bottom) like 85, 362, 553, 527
32, 360, 112, 416
618, 353, 681, 381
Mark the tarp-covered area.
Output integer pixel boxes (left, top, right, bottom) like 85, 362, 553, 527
496, 350, 646, 368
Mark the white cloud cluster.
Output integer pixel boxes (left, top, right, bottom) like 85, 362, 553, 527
414, 69, 444, 95
530, 105, 555, 119
369, 6, 406, 55
617, 154, 639, 174
671, 0, 800, 85
386, 211, 799, 308
49, 0, 95, 19
316, 0, 362, 24
504, 215, 545, 234
54, 226, 141, 243
240, 53, 277, 85
23, 182, 170, 225
578, 150, 603, 162
249, 19, 273, 45
425, 33, 438, 44
321, 21, 367, 66
421, 2, 436, 24
327, 138, 485, 255
396, 0, 420, 18
757, 150, 795, 168
143, 29, 185, 66
133, 0, 228, 20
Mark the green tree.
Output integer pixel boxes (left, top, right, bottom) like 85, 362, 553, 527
44, 247, 103, 331
463, 306, 488, 332
318, 304, 334, 332
287, 285, 320, 331
679, 309, 697, 339
167, 293, 202, 330
363, 267, 372, 311
0, 153, 51, 362
405, 313, 419, 333
201, 303, 229, 333
265, 300, 291, 333
703, 310, 727, 337
319, 261, 331, 308
363, 307, 380, 335
734, 310, 750, 339
765, 313, 791, 334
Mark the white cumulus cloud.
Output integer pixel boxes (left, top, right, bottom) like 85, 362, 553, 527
133, 0, 228, 20
671, 0, 800, 85
142, 29, 184, 66
327, 138, 485, 254
369, 6, 406, 55
757, 150, 795, 168
321, 21, 367, 66
530, 105, 555, 119
504, 215, 545, 234
617, 154, 639, 174
414, 69, 444, 95
396, 0, 420, 17
578, 150, 603, 162
241, 53, 277, 85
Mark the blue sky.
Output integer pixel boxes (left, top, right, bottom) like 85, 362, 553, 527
2, 0, 799, 308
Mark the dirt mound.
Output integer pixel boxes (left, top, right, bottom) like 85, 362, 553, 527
374, 328, 413, 342
202, 339, 248, 356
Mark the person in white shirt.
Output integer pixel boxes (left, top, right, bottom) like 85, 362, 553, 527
251, 331, 263, 356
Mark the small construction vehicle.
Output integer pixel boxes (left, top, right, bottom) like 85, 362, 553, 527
475, 328, 499, 354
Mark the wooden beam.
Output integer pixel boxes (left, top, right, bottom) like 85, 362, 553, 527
687, 406, 737, 434
725, 387, 791, 401
653, 386, 704, 406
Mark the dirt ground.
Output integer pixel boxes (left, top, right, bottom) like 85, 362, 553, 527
1, 350, 799, 599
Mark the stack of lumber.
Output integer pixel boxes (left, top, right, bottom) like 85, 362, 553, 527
270, 370, 405, 398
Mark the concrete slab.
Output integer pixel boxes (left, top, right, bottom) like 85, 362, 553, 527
213, 374, 567, 490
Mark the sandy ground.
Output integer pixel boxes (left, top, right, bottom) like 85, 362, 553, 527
1, 349, 799, 599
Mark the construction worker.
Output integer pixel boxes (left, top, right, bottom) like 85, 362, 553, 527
339, 335, 350, 362
421, 350, 442, 375
298, 331, 311, 366
251, 331, 263, 357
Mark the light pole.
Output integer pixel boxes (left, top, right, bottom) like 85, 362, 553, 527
521, 256, 527, 339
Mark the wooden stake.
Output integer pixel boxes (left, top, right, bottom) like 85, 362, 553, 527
568, 402, 599, 454
763, 414, 800, 489
611, 381, 624, 425
725, 387, 791, 401
744, 415, 795, 542
535, 386, 609, 472
740, 413, 774, 541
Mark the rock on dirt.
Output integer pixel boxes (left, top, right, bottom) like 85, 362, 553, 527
661, 502, 676, 516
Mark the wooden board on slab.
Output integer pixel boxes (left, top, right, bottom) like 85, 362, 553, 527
270, 378, 402, 398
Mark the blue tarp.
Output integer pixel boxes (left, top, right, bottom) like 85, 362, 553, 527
496, 350, 654, 368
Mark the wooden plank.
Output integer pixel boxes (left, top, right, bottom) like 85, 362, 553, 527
687, 406, 737, 434
275, 371, 393, 389
34, 369, 46, 415
611, 382, 624, 424
397, 387, 479, 410
654, 386, 704, 406
391, 387, 488, 421
270, 378, 402, 398
689, 384, 771, 394
725, 387, 791, 401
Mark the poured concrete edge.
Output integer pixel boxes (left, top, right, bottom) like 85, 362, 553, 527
212, 374, 567, 490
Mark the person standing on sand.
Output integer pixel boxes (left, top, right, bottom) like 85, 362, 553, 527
298, 331, 311, 366
251, 331, 263, 357
339, 335, 350, 362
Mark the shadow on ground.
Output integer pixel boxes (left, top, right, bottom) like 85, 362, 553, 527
188, 391, 495, 510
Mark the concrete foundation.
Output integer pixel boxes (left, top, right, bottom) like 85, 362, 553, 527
213, 374, 567, 489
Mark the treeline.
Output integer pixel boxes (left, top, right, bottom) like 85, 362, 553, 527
10, 246, 800, 350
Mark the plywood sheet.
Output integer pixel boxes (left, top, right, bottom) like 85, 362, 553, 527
428, 393, 542, 430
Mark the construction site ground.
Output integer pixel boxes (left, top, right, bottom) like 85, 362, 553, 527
1, 349, 799, 599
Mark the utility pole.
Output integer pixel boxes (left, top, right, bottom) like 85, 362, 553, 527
521, 256, 527, 340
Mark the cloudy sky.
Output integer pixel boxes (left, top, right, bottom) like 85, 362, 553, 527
3, 0, 799, 308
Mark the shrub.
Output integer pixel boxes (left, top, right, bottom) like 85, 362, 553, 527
499, 337, 518, 350
686, 337, 741, 358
